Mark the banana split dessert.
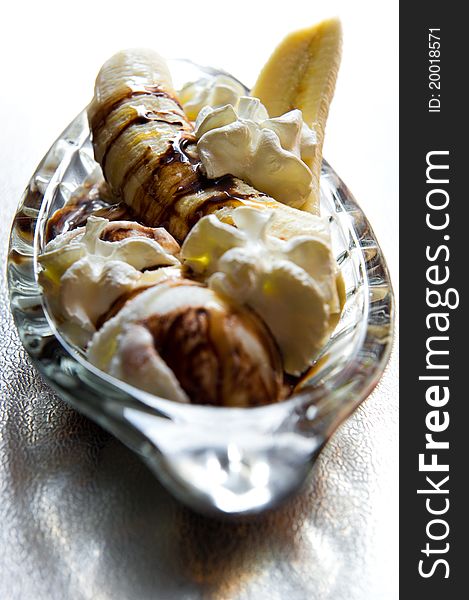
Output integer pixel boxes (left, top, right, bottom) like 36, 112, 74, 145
39, 19, 345, 407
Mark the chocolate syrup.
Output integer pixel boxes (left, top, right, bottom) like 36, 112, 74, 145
45, 182, 135, 242
101, 112, 186, 173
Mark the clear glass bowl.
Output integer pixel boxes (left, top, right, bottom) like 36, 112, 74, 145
7, 61, 394, 517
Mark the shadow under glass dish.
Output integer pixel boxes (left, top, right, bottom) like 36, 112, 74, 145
7, 60, 394, 517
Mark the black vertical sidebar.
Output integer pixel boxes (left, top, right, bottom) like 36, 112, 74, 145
400, 2, 466, 596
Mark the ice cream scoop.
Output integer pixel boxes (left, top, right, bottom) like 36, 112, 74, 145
87, 281, 286, 407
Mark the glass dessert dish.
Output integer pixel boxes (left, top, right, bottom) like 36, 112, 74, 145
7, 60, 394, 517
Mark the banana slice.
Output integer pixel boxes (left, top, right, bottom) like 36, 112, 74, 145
251, 18, 342, 214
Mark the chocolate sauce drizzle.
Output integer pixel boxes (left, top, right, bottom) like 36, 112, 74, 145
90, 85, 183, 134
101, 111, 186, 173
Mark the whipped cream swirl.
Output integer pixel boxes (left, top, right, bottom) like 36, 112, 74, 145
194, 96, 316, 209
181, 206, 341, 375
178, 74, 246, 121
39, 217, 180, 344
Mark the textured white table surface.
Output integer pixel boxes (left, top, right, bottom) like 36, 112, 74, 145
0, 1, 398, 598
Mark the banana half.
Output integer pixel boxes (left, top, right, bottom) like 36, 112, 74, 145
252, 18, 342, 214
